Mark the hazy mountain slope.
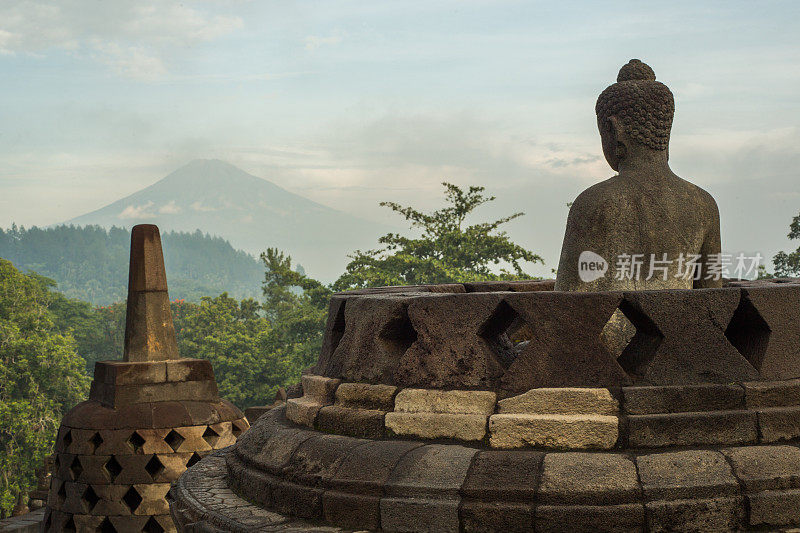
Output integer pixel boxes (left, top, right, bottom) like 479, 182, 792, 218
66, 159, 391, 281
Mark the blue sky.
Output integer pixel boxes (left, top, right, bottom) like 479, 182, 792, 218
1, 1, 799, 275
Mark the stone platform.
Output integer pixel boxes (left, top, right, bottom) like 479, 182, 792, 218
169, 279, 800, 531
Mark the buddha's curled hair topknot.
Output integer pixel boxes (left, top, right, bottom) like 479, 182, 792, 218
595, 59, 674, 151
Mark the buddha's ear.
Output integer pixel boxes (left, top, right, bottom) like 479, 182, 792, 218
608, 116, 625, 144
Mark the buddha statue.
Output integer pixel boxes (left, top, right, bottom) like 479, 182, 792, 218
555, 59, 722, 292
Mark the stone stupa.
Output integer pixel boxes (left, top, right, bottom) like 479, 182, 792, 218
167, 62, 800, 532
43, 224, 249, 533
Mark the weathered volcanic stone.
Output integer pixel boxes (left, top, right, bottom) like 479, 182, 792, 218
380, 497, 460, 533
326, 439, 423, 495
385, 412, 488, 441
500, 291, 631, 393
737, 286, 800, 380
323, 491, 380, 531
314, 296, 348, 377
627, 410, 757, 447
620, 289, 759, 385
461, 450, 543, 501
384, 444, 476, 499
622, 383, 744, 414
316, 405, 386, 439
282, 433, 366, 487
489, 414, 618, 449
538, 453, 639, 505
285, 398, 323, 428
393, 388, 496, 415
395, 293, 509, 389
636, 450, 739, 500
756, 406, 800, 442
722, 445, 800, 492
329, 295, 419, 384
334, 382, 397, 410
743, 379, 800, 408
645, 497, 744, 532
747, 489, 800, 527
497, 387, 618, 415
460, 501, 533, 533
535, 503, 645, 533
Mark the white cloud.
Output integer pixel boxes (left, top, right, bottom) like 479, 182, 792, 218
191, 201, 219, 212
119, 201, 156, 219
158, 200, 181, 214
0, 1, 243, 79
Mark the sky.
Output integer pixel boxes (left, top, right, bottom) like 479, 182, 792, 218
1, 0, 799, 277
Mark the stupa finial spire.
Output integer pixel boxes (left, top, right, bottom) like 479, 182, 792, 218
123, 224, 179, 362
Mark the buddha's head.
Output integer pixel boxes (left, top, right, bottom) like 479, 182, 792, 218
596, 59, 675, 171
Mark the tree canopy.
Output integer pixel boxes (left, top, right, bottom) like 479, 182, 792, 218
333, 183, 543, 290
773, 211, 800, 277
0, 260, 90, 517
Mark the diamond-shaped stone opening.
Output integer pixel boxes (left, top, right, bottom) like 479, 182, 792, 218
142, 517, 165, 533
97, 517, 117, 533
605, 300, 663, 381
725, 293, 771, 371
202, 426, 220, 447
164, 429, 184, 452
81, 485, 100, 512
127, 431, 146, 453
186, 452, 202, 469
57, 481, 67, 503
122, 486, 143, 513
62, 429, 73, 450
379, 304, 418, 358
69, 456, 83, 480
89, 432, 103, 453
329, 301, 347, 355
479, 300, 534, 369
145, 455, 165, 480
103, 456, 123, 482
231, 420, 246, 439
63, 515, 76, 532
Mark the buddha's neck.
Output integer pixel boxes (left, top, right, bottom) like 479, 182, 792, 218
617, 146, 671, 177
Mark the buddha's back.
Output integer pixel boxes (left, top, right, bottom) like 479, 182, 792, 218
555, 60, 721, 292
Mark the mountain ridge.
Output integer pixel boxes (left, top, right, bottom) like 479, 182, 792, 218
66, 159, 391, 281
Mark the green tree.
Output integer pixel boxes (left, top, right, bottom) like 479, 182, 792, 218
773, 212, 800, 277
0, 259, 90, 518
177, 294, 288, 408
333, 183, 543, 290
261, 249, 332, 376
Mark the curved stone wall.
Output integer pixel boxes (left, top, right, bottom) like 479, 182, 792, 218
314, 280, 800, 394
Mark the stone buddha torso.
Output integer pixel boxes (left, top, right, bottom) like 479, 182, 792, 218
555, 59, 722, 292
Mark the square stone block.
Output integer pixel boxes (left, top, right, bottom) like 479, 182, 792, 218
323, 491, 380, 531
489, 413, 618, 449
394, 388, 497, 415
757, 406, 800, 442
461, 450, 542, 501
92, 380, 219, 408
535, 503, 645, 533
627, 410, 757, 447
335, 382, 397, 410
637, 450, 739, 500
95, 360, 167, 386
722, 445, 800, 491
538, 452, 639, 505
385, 444, 477, 499
380, 496, 460, 533
622, 383, 744, 415
165, 358, 215, 382
460, 500, 533, 532
645, 496, 744, 532
744, 379, 800, 408
285, 398, 323, 428
747, 488, 800, 527
326, 439, 423, 495
271, 480, 323, 519
301, 374, 341, 402
498, 387, 617, 415
385, 412, 487, 441
317, 405, 386, 439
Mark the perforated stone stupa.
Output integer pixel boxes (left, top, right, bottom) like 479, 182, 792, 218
43, 225, 249, 533
166, 61, 800, 532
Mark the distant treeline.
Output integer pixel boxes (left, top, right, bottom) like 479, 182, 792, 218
0, 225, 264, 305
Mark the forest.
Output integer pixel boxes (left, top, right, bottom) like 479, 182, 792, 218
0, 225, 264, 305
